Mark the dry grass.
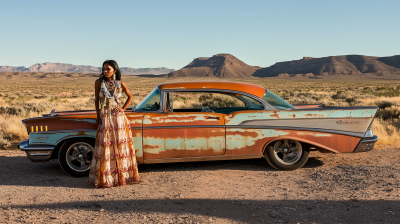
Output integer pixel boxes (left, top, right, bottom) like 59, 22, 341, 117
1, 73, 400, 149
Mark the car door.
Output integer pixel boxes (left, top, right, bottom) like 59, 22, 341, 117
142, 111, 226, 160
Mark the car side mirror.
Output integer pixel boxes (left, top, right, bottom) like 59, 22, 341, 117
132, 105, 136, 112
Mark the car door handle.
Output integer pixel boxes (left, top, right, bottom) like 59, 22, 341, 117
207, 117, 220, 120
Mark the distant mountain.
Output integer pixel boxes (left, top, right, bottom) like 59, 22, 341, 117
165, 54, 261, 77
0, 62, 174, 75
253, 55, 400, 77
2, 54, 400, 78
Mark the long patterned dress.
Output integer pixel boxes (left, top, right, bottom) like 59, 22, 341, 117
89, 79, 140, 188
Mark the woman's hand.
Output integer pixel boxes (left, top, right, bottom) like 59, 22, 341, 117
112, 106, 124, 114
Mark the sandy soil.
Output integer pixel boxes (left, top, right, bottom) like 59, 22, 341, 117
0, 149, 400, 223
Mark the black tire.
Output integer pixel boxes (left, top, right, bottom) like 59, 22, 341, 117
264, 140, 309, 171
58, 138, 95, 177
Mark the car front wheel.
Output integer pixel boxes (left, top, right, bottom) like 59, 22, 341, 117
264, 139, 309, 171
58, 138, 94, 177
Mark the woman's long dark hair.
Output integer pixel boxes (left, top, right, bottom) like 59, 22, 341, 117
100, 60, 122, 81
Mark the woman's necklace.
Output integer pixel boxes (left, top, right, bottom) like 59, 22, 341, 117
105, 79, 116, 91
101, 79, 120, 99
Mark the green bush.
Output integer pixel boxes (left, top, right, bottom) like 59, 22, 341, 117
376, 106, 400, 120
375, 101, 398, 110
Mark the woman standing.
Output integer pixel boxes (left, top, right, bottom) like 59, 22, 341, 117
89, 60, 140, 188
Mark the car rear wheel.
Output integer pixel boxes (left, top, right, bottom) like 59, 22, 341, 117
58, 138, 94, 177
264, 139, 309, 171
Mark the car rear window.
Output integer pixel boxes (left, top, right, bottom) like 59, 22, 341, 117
262, 91, 294, 110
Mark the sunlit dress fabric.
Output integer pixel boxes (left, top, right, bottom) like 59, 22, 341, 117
89, 80, 140, 188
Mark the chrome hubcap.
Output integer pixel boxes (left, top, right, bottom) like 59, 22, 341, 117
66, 142, 93, 172
273, 139, 302, 165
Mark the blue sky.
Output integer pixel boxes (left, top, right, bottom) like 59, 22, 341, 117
0, 0, 399, 69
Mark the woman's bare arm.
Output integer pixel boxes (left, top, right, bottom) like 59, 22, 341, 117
121, 81, 133, 111
94, 79, 101, 124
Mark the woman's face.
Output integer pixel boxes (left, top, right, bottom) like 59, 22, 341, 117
103, 63, 115, 79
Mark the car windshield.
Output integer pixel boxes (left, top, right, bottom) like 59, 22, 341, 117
262, 90, 294, 110
135, 88, 161, 111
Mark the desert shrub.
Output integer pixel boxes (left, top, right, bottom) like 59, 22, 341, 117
23, 102, 52, 114
332, 91, 347, 100
345, 97, 356, 104
309, 94, 326, 101
349, 101, 365, 107
290, 91, 300, 98
192, 94, 243, 108
375, 101, 399, 110
288, 97, 318, 105
319, 101, 348, 107
0, 136, 11, 149
372, 118, 400, 148
0, 106, 26, 116
376, 106, 400, 120
33, 94, 48, 99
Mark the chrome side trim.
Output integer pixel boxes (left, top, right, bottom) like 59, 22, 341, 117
31, 152, 51, 156
144, 154, 263, 164
143, 125, 224, 130
33, 129, 97, 134
140, 124, 363, 137
20, 145, 55, 151
238, 117, 373, 135
131, 127, 142, 130
228, 125, 365, 137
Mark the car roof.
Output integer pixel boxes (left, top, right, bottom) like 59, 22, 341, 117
157, 81, 266, 98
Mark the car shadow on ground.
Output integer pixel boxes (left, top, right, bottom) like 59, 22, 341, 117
0, 155, 324, 189
4, 198, 399, 223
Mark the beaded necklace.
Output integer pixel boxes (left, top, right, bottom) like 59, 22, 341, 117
100, 79, 121, 109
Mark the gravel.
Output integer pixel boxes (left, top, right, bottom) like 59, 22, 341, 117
0, 149, 399, 223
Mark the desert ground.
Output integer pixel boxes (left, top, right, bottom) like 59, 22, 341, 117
1, 73, 400, 223
1, 147, 400, 223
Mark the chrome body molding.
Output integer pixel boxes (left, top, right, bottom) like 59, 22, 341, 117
228, 125, 365, 138
33, 129, 97, 134
353, 135, 378, 153
140, 124, 365, 137
144, 154, 263, 164
19, 139, 54, 162
238, 117, 373, 136
143, 125, 224, 130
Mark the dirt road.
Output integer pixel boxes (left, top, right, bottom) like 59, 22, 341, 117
1, 149, 400, 223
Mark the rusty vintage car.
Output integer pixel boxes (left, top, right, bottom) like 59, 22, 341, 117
19, 81, 378, 177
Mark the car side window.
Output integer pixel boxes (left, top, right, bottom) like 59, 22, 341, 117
171, 92, 245, 114
240, 95, 264, 110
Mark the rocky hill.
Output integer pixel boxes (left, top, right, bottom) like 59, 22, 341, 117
253, 55, 400, 77
165, 54, 261, 77
0, 63, 174, 75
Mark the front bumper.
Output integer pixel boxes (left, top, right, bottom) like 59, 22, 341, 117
353, 135, 378, 153
18, 139, 54, 162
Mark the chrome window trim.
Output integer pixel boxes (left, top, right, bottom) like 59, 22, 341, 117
160, 88, 275, 112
